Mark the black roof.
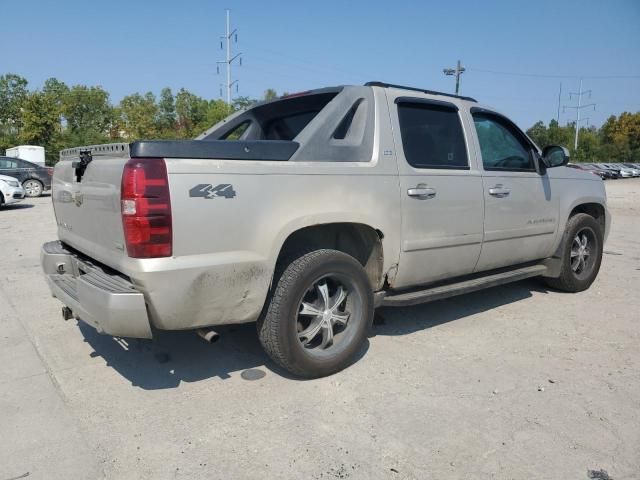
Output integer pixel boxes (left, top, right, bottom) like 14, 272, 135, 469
365, 81, 477, 103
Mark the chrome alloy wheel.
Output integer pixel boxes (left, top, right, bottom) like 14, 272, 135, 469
570, 228, 595, 275
296, 276, 353, 350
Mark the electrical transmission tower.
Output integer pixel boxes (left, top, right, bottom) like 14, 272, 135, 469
217, 9, 242, 105
443, 60, 465, 95
563, 79, 595, 150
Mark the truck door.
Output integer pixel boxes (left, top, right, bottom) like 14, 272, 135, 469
388, 94, 484, 289
469, 109, 559, 272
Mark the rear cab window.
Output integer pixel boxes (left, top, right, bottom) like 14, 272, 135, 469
204, 90, 341, 142
197, 86, 375, 163
396, 99, 469, 170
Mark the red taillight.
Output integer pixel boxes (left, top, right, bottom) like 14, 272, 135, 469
121, 158, 172, 258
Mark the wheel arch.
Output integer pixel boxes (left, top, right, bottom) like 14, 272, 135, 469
544, 199, 608, 278
23, 177, 43, 184
568, 202, 606, 232
273, 222, 385, 291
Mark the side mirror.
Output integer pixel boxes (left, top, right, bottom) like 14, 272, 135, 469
542, 145, 570, 168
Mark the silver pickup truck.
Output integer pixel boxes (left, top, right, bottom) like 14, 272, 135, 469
41, 82, 609, 378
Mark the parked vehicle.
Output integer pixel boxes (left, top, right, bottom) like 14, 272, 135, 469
587, 164, 619, 179
567, 163, 606, 179
601, 163, 634, 178
594, 164, 624, 178
0, 174, 26, 208
0, 156, 52, 197
5, 145, 46, 166
617, 163, 640, 176
41, 83, 610, 378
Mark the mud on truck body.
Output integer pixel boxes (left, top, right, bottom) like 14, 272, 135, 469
41, 83, 609, 378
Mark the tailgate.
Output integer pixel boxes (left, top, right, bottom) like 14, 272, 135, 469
53, 143, 130, 269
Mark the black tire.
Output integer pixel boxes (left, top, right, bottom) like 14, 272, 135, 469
22, 179, 43, 197
545, 213, 603, 292
258, 249, 374, 378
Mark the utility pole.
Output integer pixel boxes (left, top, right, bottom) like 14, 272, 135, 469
443, 60, 465, 95
217, 9, 242, 105
556, 82, 562, 124
563, 79, 595, 150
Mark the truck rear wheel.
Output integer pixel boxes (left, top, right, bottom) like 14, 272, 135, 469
545, 213, 603, 292
258, 249, 374, 378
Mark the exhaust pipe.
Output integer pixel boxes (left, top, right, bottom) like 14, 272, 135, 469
196, 328, 220, 344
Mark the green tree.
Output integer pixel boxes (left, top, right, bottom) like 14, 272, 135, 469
42, 77, 69, 109
0, 73, 29, 136
547, 119, 574, 149
232, 96, 256, 110
157, 87, 176, 135
574, 126, 600, 162
526, 121, 549, 148
18, 91, 59, 148
202, 99, 233, 133
63, 85, 114, 144
119, 92, 159, 139
601, 112, 640, 161
263, 88, 278, 101
175, 88, 209, 137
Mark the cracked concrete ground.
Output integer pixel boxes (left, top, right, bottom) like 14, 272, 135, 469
1, 179, 639, 480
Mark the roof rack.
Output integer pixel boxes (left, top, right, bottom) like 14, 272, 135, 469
365, 81, 477, 103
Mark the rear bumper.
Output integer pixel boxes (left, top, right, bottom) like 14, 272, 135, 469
41, 241, 152, 338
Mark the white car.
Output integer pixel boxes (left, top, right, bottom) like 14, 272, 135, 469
618, 163, 640, 177
602, 163, 634, 178
0, 174, 26, 208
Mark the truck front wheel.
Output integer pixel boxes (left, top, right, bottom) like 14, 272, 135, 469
545, 213, 603, 292
258, 249, 374, 378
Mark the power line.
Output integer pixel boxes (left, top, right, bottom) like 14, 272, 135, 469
467, 67, 640, 80
216, 9, 242, 105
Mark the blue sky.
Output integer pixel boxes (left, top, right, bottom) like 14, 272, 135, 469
2, 0, 639, 129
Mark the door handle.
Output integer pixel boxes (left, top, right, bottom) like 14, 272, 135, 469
488, 185, 511, 198
407, 185, 436, 199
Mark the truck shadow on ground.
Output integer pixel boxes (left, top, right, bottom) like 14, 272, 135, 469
79, 279, 550, 389
1, 203, 34, 210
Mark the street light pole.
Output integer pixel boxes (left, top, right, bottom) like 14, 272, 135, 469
443, 60, 465, 95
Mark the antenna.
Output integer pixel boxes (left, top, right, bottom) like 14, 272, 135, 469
216, 9, 242, 105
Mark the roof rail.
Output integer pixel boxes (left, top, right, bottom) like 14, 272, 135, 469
365, 81, 477, 103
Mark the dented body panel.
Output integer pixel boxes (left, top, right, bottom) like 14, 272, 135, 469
41, 84, 609, 337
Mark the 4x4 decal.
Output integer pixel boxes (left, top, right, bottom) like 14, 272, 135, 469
189, 183, 236, 199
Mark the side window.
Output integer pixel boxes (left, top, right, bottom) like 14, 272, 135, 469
0, 159, 17, 168
397, 102, 468, 169
472, 114, 534, 171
